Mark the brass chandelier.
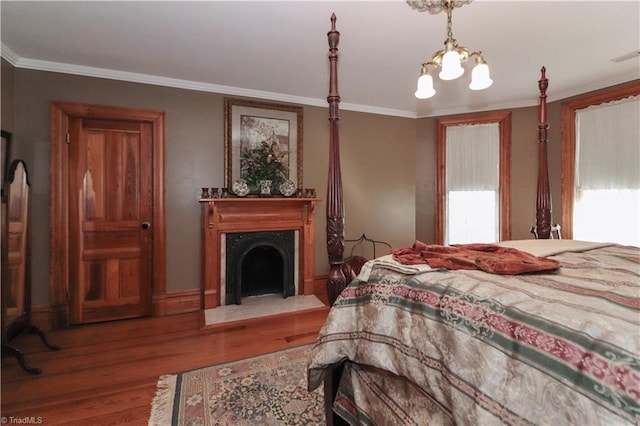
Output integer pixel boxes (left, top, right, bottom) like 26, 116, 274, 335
408, 0, 493, 99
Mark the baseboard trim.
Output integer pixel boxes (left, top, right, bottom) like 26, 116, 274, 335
153, 289, 201, 317
31, 306, 53, 332
32, 275, 329, 329
314, 274, 329, 305
4, 305, 66, 333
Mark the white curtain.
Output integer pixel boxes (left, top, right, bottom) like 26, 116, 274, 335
574, 95, 640, 246
445, 123, 499, 244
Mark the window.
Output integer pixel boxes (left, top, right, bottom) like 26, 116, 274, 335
436, 112, 511, 245
561, 82, 640, 246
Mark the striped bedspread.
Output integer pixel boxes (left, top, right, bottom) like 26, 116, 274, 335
308, 243, 640, 425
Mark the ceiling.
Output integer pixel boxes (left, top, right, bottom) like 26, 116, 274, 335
1, 1, 638, 118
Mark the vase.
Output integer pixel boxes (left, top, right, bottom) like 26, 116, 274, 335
259, 180, 272, 195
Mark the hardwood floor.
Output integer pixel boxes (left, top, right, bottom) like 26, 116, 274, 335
1, 307, 330, 425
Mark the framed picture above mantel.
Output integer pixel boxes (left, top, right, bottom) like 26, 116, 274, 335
224, 98, 303, 194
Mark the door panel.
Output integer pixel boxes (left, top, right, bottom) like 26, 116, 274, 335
69, 117, 152, 324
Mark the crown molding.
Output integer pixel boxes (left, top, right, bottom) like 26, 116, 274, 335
1, 43, 20, 66
546, 71, 640, 105
0, 45, 416, 118
6, 44, 631, 120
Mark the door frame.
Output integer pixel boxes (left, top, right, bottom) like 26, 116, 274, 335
50, 102, 166, 328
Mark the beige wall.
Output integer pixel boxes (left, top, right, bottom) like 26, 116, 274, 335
7, 66, 416, 306
338, 110, 416, 250
0, 62, 583, 310
415, 116, 436, 243
1, 59, 15, 133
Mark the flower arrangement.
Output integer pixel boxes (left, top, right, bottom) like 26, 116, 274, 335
240, 137, 289, 190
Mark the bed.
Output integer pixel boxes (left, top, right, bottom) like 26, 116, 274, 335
309, 15, 640, 426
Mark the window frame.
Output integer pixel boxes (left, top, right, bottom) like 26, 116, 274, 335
436, 111, 512, 245
560, 81, 640, 239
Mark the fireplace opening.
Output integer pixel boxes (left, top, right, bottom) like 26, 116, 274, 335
241, 246, 283, 297
225, 230, 295, 305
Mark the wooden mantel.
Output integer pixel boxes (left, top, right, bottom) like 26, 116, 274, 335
199, 197, 319, 311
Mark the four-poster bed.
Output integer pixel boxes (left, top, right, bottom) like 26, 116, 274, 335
325, 13, 346, 307
311, 14, 639, 426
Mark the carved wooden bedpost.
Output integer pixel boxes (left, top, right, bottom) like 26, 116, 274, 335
532, 66, 553, 239
326, 14, 346, 305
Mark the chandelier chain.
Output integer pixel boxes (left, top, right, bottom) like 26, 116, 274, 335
446, 3, 453, 40
409, 0, 493, 99
406, 0, 472, 15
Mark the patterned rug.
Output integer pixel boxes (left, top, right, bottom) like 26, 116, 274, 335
149, 344, 324, 425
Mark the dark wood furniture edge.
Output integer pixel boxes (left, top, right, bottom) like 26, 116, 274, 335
326, 13, 346, 307
2, 160, 60, 374
323, 13, 349, 426
531, 67, 553, 239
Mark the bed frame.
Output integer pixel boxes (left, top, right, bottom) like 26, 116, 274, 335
325, 13, 347, 307
532, 66, 554, 240
322, 15, 554, 425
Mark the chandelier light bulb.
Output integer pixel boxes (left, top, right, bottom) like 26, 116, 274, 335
415, 72, 436, 99
409, 0, 492, 99
469, 62, 493, 90
439, 50, 464, 80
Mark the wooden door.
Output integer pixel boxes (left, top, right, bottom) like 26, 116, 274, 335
50, 103, 165, 328
68, 117, 153, 324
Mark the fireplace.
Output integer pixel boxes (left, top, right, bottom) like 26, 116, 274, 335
225, 230, 296, 304
199, 197, 318, 312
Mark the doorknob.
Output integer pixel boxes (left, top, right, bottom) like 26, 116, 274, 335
141, 222, 151, 229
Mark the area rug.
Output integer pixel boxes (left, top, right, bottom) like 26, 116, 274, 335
149, 344, 324, 425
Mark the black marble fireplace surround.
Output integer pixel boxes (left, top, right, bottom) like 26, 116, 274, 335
225, 230, 295, 305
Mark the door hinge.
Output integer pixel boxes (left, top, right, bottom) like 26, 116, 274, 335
66, 133, 70, 144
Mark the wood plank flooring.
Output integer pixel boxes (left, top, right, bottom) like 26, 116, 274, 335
1, 307, 330, 425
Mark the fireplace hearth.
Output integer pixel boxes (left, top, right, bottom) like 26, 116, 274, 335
225, 230, 295, 304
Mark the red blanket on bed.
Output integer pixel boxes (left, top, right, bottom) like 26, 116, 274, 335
391, 241, 560, 275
